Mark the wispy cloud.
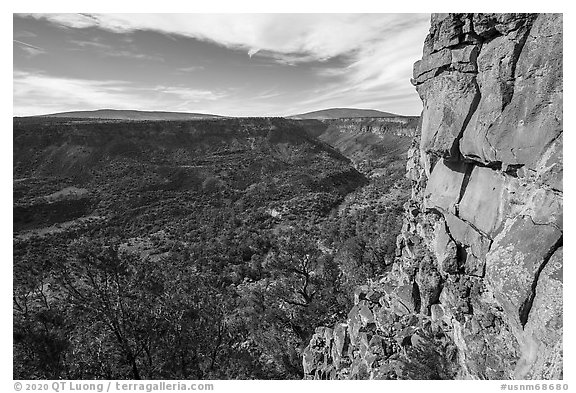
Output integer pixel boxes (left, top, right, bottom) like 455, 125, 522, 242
13, 39, 46, 57
23, 14, 428, 62
294, 18, 429, 114
108, 50, 164, 61
251, 88, 282, 101
13, 71, 224, 116
15, 14, 430, 116
68, 38, 164, 61
154, 86, 226, 102
14, 31, 37, 39
177, 66, 205, 73
31, 13, 102, 29
68, 39, 109, 49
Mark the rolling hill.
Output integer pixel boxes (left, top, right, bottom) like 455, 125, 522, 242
288, 108, 403, 120
19, 107, 406, 121
27, 109, 222, 121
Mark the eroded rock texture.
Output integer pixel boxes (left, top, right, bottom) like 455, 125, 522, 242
303, 13, 562, 380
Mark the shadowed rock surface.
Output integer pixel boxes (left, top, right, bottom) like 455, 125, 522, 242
303, 13, 562, 380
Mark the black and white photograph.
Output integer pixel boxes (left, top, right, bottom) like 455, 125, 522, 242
10, 8, 566, 387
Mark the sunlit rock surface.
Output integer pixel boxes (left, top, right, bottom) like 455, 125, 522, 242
304, 13, 562, 380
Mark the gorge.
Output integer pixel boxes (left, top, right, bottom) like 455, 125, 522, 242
12, 12, 563, 381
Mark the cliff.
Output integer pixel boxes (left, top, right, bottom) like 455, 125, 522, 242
300, 117, 419, 176
303, 13, 562, 380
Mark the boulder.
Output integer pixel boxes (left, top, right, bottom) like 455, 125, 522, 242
432, 220, 459, 274
358, 304, 375, 326
430, 304, 445, 323
444, 213, 492, 259
332, 323, 349, 368
390, 284, 418, 314
374, 306, 396, 336
439, 275, 472, 317
423, 159, 469, 214
472, 13, 534, 38
458, 166, 508, 236
485, 216, 562, 330
463, 252, 485, 277
413, 49, 452, 80
416, 73, 480, 157
348, 305, 362, 345
519, 247, 563, 379
428, 14, 468, 52
415, 256, 443, 314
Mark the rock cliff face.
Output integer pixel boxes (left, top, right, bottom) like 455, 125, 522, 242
303, 13, 562, 380
309, 118, 419, 175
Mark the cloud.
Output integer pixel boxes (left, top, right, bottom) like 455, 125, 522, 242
24, 13, 428, 62
296, 18, 429, 112
30, 13, 102, 29
68, 38, 165, 61
68, 39, 109, 49
248, 48, 260, 58
15, 14, 430, 116
20, 13, 430, 114
108, 50, 165, 61
13, 71, 224, 116
14, 30, 37, 39
13, 39, 46, 57
154, 86, 226, 102
177, 66, 205, 73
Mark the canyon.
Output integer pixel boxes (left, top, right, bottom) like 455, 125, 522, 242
12, 12, 562, 381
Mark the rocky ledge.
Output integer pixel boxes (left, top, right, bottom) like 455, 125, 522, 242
303, 13, 562, 380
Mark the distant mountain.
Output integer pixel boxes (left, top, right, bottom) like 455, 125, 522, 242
22, 108, 404, 121
288, 108, 402, 120
30, 109, 222, 121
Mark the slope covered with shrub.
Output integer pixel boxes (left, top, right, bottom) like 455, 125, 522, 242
13, 116, 412, 379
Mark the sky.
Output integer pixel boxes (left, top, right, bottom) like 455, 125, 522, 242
13, 13, 431, 117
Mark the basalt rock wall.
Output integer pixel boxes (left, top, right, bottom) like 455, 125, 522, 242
303, 13, 562, 380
